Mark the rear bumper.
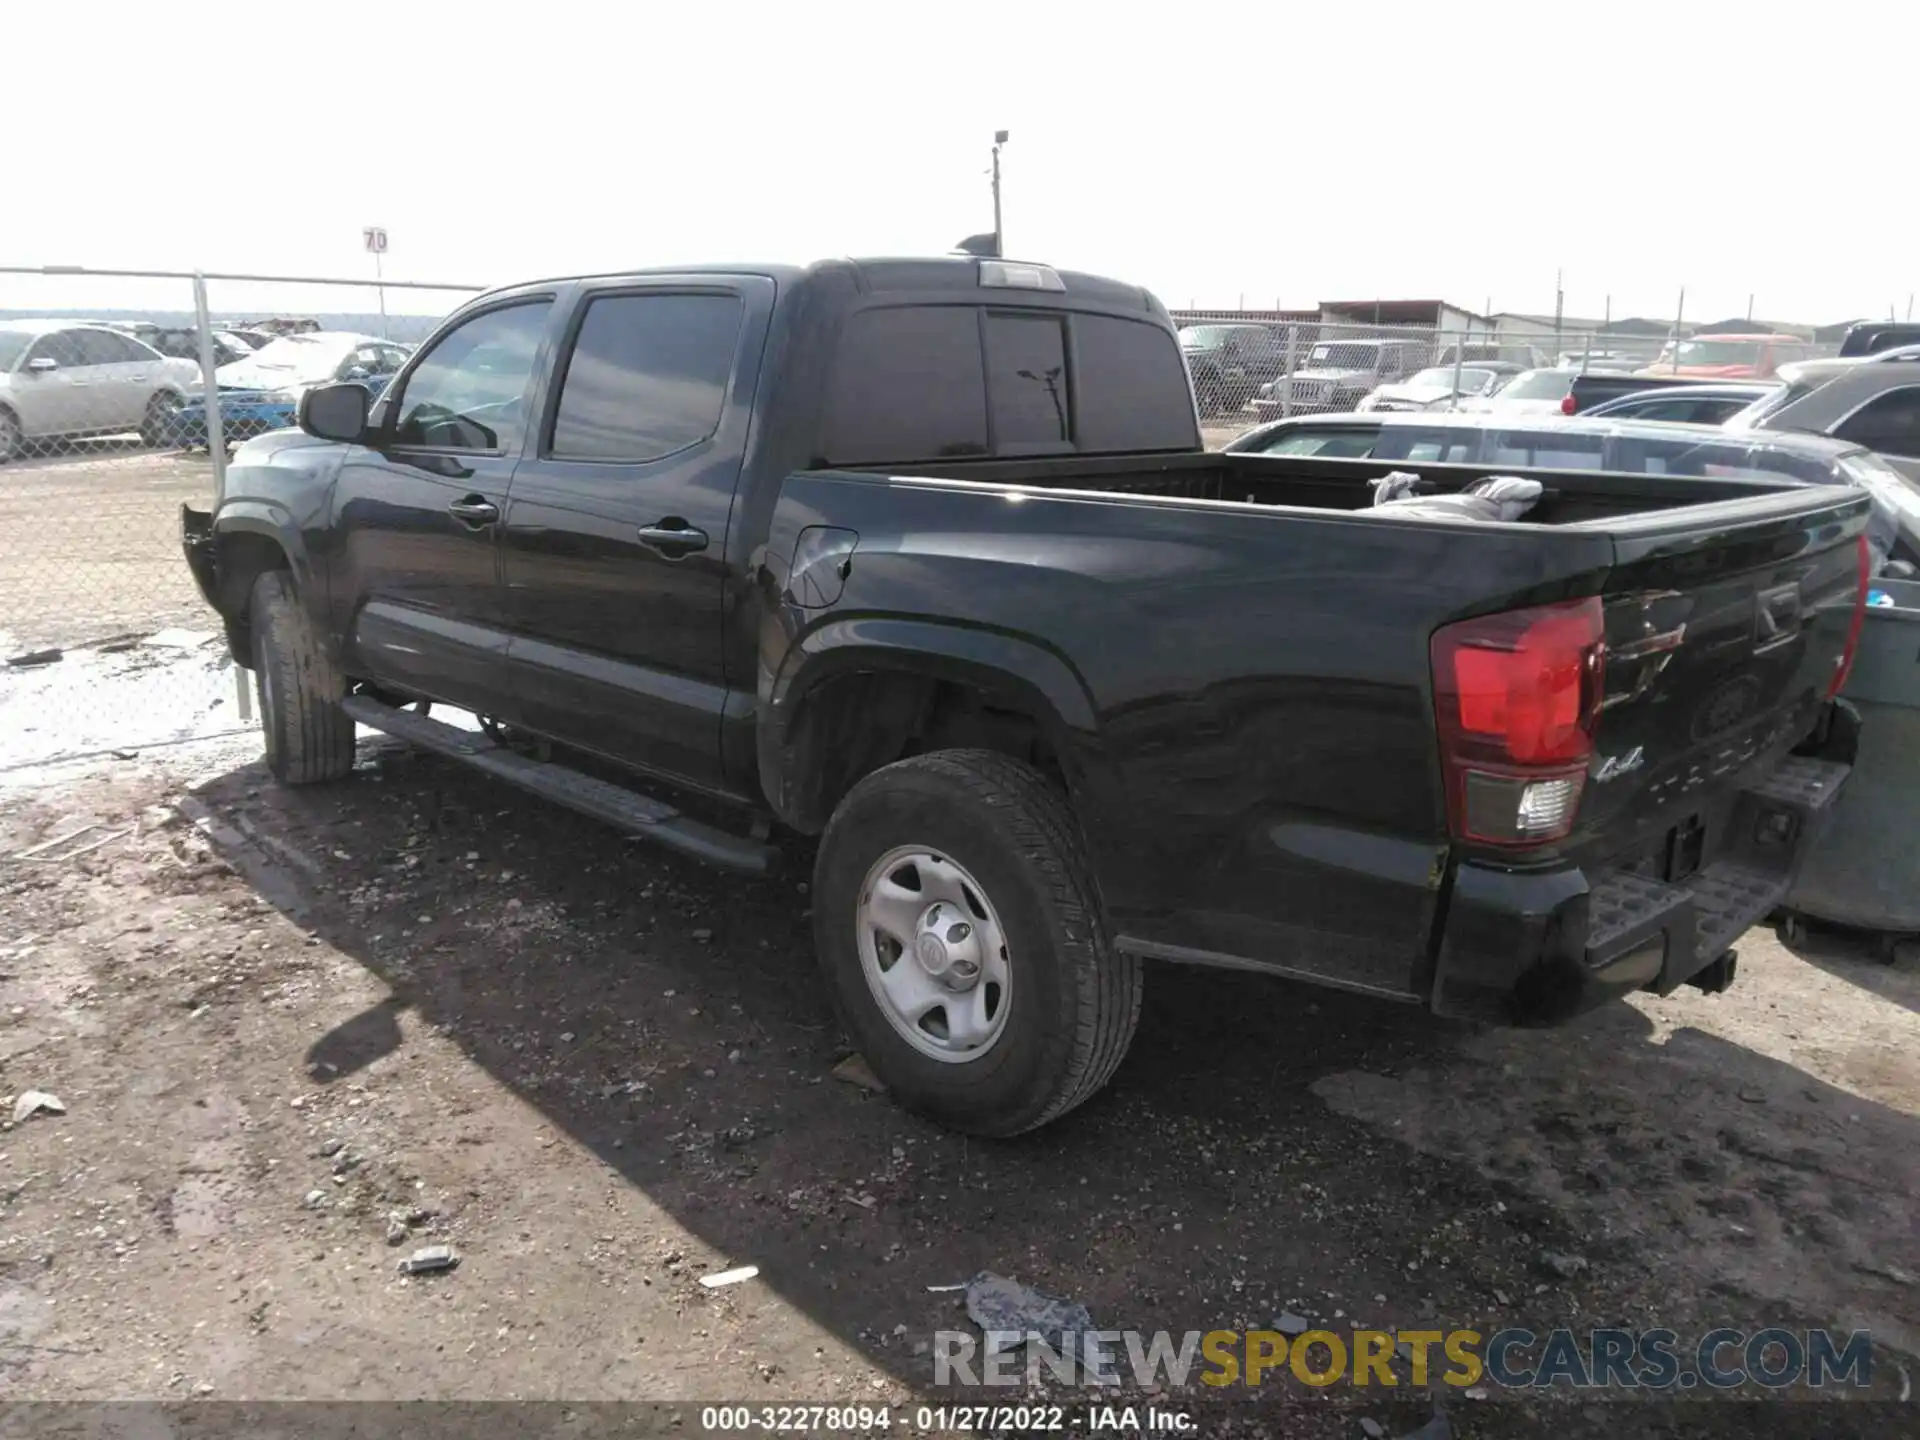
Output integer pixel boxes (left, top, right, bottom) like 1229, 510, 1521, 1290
1431, 751, 1852, 1023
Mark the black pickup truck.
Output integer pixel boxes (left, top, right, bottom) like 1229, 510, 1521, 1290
182, 256, 1869, 1136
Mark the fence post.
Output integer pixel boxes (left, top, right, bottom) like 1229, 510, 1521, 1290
190, 273, 248, 722
1281, 326, 1297, 418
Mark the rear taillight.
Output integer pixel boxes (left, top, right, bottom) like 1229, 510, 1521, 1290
1559, 393, 1578, 415
1431, 598, 1607, 847
1827, 533, 1871, 698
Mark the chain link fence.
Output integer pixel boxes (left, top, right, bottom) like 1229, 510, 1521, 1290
1172, 316, 1677, 444
0, 267, 478, 770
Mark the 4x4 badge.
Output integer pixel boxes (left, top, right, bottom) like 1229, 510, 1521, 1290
1594, 746, 1646, 783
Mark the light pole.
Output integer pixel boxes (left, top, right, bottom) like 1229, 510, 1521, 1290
991, 130, 1008, 258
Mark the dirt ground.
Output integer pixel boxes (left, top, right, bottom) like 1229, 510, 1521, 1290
0, 725, 1912, 1438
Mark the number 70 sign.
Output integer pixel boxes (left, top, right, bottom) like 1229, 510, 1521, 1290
363, 227, 389, 255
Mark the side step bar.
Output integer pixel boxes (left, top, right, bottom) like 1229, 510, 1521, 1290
340, 696, 779, 876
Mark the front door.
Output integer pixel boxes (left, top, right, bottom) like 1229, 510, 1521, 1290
326, 296, 556, 714
499, 278, 771, 795
13, 330, 89, 438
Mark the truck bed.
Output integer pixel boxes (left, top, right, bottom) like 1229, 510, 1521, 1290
850, 449, 1808, 528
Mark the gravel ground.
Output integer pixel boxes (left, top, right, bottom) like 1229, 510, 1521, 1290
0, 729, 1912, 1438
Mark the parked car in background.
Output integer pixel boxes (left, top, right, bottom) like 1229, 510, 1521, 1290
1178, 323, 1293, 415
1458, 367, 1574, 415
1432, 340, 1550, 370
172, 332, 411, 448
1582, 382, 1778, 425
0, 319, 199, 460
1641, 334, 1819, 380
1838, 322, 1920, 358
1555, 350, 1644, 372
1563, 370, 1745, 415
1252, 338, 1426, 417
1356, 362, 1520, 412
1727, 356, 1920, 482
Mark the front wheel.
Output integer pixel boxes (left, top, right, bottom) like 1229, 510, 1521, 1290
812, 749, 1142, 1136
141, 391, 182, 448
0, 406, 19, 462
250, 570, 357, 784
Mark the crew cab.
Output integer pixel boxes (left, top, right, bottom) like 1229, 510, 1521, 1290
181, 256, 1868, 1137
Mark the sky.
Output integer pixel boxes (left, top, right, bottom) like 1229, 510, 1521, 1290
6, 2, 1916, 327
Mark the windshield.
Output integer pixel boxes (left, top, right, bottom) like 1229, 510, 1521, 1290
1308, 343, 1381, 369
0, 331, 32, 370
1497, 370, 1574, 400
1673, 340, 1765, 367
226, 335, 355, 384
1406, 366, 1496, 392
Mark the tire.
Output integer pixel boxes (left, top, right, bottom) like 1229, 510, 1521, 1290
141, 391, 182, 448
0, 406, 18, 462
250, 570, 356, 785
812, 749, 1142, 1136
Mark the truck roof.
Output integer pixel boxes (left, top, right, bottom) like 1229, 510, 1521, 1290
480, 256, 1162, 314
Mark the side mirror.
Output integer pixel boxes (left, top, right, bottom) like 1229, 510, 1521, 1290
298, 382, 371, 444
26, 356, 58, 374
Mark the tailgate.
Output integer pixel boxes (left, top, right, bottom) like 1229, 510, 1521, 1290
1570, 486, 1870, 870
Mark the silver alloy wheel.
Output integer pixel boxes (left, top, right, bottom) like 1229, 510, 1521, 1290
856, 845, 1012, 1063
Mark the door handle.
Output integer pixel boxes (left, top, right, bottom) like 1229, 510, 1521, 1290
447, 496, 499, 526
636, 521, 709, 556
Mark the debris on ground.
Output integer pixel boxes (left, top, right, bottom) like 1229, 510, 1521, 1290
699, 1265, 760, 1289
11, 1090, 66, 1123
1397, 1411, 1452, 1440
7, 648, 63, 668
1359, 1419, 1385, 1439
964, 1272, 1093, 1355
1274, 1310, 1309, 1337
1537, 1252, 1589, 1280
830, 1054, 885, 1093
397, 1245, 459, 1275
385, 1218, 410, 1246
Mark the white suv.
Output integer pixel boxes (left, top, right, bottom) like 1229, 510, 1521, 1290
0, 320, 200, 461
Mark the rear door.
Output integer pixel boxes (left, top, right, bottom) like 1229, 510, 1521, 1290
498, 277, 772, 793
74, 328, 160, 430
327, 296, 554, 712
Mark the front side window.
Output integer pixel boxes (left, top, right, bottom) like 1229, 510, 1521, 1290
550, 292, 742, 462
1834, 388, 1920, 458
393, 300, 552, 452
27, 331, 87, 368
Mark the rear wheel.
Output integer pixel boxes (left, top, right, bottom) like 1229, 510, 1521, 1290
812, 749, 1142, 1136
250, 570, 356, 784
141, 391, 182, 448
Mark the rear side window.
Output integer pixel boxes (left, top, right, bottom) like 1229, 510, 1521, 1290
826, 308, 988, 464
825, 305, 1197, 465
1834, 387, 1920, 459
551, 293, 743, 462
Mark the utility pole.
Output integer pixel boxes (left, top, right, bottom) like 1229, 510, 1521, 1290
1553, 268, 1564, 341
991, 131, 1008, 259
1672, 286, 1686, 372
